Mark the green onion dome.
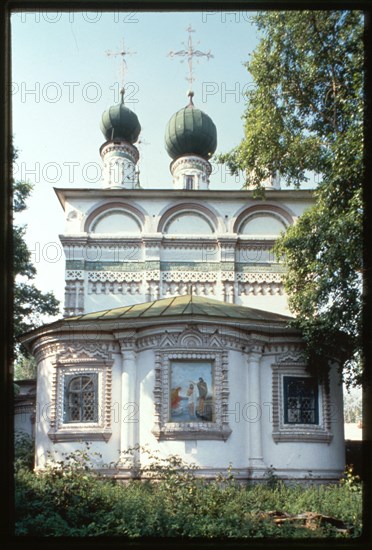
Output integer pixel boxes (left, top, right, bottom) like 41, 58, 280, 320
100, 89, 141, 143
165, 92, 217, 160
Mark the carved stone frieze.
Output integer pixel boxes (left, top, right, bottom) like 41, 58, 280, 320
161, 270, 218, 282
88, 280, 141, 296
162, 281, 216, 297
238, 281, 284, 296
135, 325, 252, 353
275, 350, 307, 364
236, 271, 283, 282
66, 270, 84, 280
34, 338, 118, 364
56, 342, 115, 363
88, 271, 143, 282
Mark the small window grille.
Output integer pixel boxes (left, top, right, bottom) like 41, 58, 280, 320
65, 374, 98, 423
283, 376, 318, 424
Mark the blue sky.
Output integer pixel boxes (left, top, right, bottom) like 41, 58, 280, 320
11, 10, 261, 307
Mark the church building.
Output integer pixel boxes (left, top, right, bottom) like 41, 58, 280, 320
20, 64, 345, 481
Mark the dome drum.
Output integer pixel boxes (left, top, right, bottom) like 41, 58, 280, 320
100, 142, 139, 190
170, 155, 212, 190
100, 142, 139, 164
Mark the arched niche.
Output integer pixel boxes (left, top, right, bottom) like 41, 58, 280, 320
84, 201, 145, 234
92, 210, 141, 234
158, 203, 218, 235
240, 214, 287, 236
233, 204, 293, 236
164, 212, 214, 235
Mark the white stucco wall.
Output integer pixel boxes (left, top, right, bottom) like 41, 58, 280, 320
259, 357, 345, 478
32, 324, 344, 481
60, 189, 314, 317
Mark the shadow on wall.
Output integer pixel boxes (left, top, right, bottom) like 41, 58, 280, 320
345, 440, 363, 479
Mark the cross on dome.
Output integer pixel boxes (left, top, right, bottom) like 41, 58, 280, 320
106, 38, 137, 99
168, 25, 213, 93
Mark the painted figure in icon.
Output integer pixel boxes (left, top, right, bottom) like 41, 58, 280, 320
171, 386, 182, 409
186, 383, 197, 417
197, 377, 208, 415
170, 363, 212, 422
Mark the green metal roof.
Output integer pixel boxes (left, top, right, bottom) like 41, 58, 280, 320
165, 103, 217, 160
67, 294, 292, 323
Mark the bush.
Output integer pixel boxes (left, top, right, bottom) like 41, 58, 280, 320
14, 430, 34, 471
14, 448, 363, 538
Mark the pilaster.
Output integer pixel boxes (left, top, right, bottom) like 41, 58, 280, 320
247, 348, 266, 469
116, 334, 139, 470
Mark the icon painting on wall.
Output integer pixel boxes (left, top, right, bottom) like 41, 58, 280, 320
170, 361, 214, 422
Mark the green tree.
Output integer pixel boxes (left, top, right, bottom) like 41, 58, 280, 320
219, 11, 363, 387
13, 146, 60, 378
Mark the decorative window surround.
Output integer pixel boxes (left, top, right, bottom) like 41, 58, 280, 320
152, 349, 231, 441
271, 361, 332, 443
48, 358, 113, 442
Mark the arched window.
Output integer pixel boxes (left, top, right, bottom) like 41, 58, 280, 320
65, 374, 98, 423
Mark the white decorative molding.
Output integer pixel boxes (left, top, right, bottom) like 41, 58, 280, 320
161, 241, 217, 250
100, 142, 140, 163
33, 338, 118, 365
88, 281, 141, 296
238, 281, 284, 296
161, 271, 218, 282
87, 269, 142, 295
162, 281, 216, 298
64, 279, 84, 317
152, 348, 231, 441
88, 271, 143, 283
145, 271, 160, 280
135, 325, 252, 353
236, 272, 283, 283
56, 342, 115, 362
275, 350, 307, 364
271, 363, 333, 444
66, 270, 84, 280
